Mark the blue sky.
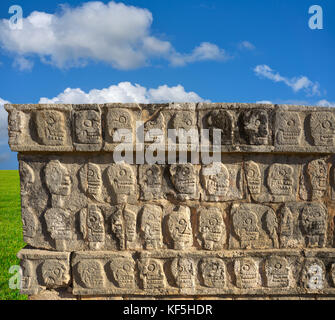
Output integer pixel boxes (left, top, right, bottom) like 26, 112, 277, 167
0, 0, 334, 169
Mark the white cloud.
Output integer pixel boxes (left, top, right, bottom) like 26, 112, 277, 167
0, 2, 227, 70
13, 56, 34, 71
317, 99, 335, 107
0, 98, 10, 141
256, 100, 272, 104
170, 42, 228, 67
254, 65, 321, 96
39, 82, 206, 104
238, 41, 255, 50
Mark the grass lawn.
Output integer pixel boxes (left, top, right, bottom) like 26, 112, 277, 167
0, 170, 27, 300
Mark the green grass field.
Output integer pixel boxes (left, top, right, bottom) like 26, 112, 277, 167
0, 171, 27, 300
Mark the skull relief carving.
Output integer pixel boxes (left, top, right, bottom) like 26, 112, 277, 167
8, 109, 23, 145
239, 110, 269, 145
245, 161, 261, 195
170, 164, 196, 198
36, 110, 67, 145
234, 258, 259, 289
207, 109, 234, 144
80, 204, 105, 250
74, 109, 102, 144
171, 257, 195, 289
301, 203, 327, 248
77, 260, 105, 289
301, 259, 325, 290
276, 112, 302, 145
198, 207, 226, 250
140, 205, 162, 249
307, 159, 328, 199
107, 163, 136, 203
107, 108, 133, 142
110, 258, 135, 288
139, 164, 163, 200
264, 256, 290, 288
41, 260, 70, 288
79, 163, 102, 201
267, 164, 294, 196
201, 163, 230, 197
200, 258, 226, 288
167, 206, 193, 250
232, 207, 260, 249
310, 112, 335, 146
140, 259, 166, 289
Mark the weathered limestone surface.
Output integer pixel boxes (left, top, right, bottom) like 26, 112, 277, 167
5, 102, 335, 299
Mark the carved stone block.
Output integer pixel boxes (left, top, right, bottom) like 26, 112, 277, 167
17, 249, 71, 295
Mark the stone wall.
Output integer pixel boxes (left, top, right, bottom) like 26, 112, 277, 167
5, 102, 335, 300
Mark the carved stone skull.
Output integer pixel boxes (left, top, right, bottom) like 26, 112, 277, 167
310, 112, 335, 146
8, 109, 23, 145
202, 163, 230, 196
307, 159, 328, 199
140, 259, 166, 289
110, 258, 135, 288
140, 205, 162, 249
276, 112, 302, 145
167, 206, 193, 250
107, 163, 136, 196
265, 256, 290, 288
75, 109, 101, 144
268, 164, 293, 196
198, 207, 225, 250
207, 109, 233, 144
234, 258, 259, 289
107, 109, 133, 142
301, 203, 327, 247
244, 161, 261, 194
77, 260, 104, 289
36, 110, 66, 145
171, 257, 195, 289
170, 164, 196, 195
41, 260, 69, 288
240, 110, 269, 145
45, 160, 71, 197
200, 258, 226, 288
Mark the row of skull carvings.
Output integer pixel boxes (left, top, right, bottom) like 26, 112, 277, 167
6, 104, 335, 151
23, 201, 330, 252
20, 157, 332, 204
18, 249, 335, 294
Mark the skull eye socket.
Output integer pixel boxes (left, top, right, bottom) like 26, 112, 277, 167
247, 169, 255, 178
119, 169, 127, 176
179, 219, 187, 226
322, 120, 332, 129
209, 218, 218, 226
244, 218, 252, 225
287, 119, 295, 127
184, 117, 192, 126
148, 264, 156, 272
119, 116, 127, 124
84, 120, 93, 127
88, 169, 94, 177
123, 264, 131, 272
182, 167, 190, 176
47, 116, 56, 125
242, 264, 250, 272
255, 119, 261, 126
